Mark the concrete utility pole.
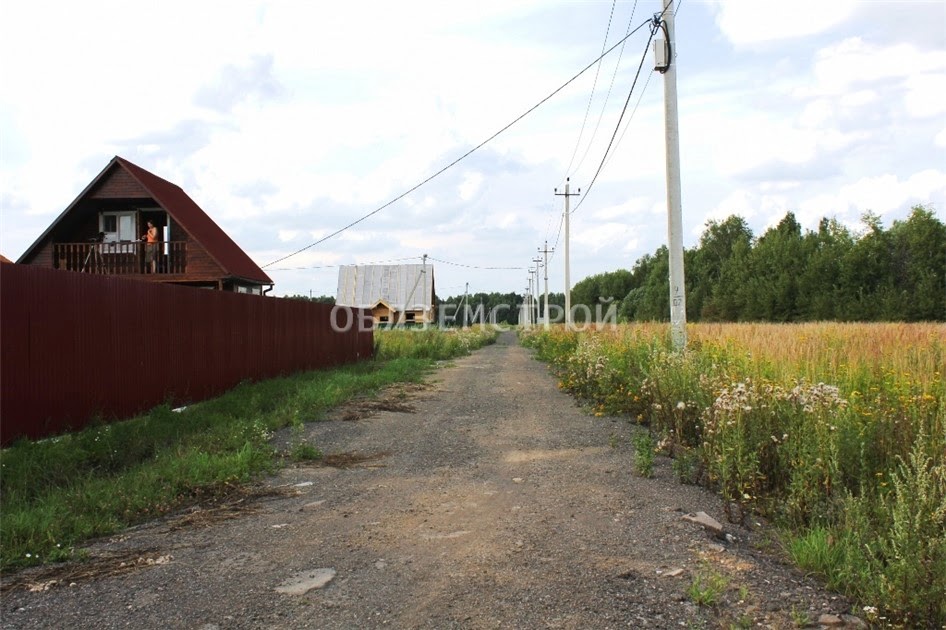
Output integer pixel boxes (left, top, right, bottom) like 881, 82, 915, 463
538, 241, 553, 326
555, 179, 580, 326
462, 282, 469, 327
660, 0, 687, 350
523, 282, 532, 327
422, 253, 429, 324
531, 257, 542, 325
527, 270, 536, 326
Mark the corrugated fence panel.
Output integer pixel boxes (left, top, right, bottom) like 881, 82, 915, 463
0, 265, 373, 445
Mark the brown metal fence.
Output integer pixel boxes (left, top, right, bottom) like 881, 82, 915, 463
0, 265, 373, 445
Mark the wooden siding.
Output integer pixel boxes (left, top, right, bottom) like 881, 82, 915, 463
0, 265, 373, 445
89, 166, 150, 199
172, 216, 226, 279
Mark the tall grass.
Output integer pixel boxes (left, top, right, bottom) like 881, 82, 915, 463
374, 326, 498, 361
521, 322, 945, 627
1, 327, 497, 572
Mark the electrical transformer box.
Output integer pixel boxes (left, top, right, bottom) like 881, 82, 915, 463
653, 37, 668, 71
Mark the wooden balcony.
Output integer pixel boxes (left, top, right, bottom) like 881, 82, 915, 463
55, 241, 187, 276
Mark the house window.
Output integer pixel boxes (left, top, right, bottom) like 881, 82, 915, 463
379, 316, 389, 323
100, 211, 136, 253
405, 312, 416, 322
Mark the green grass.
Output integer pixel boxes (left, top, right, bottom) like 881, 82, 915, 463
687, 565, 730, 607
1, 327, 498, 571
632, 430, 655, 478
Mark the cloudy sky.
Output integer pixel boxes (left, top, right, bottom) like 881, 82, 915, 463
2, 0, 944, 300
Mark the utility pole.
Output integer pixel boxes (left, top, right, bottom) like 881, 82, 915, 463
527, 270, 536, 327
659, 0, 687, 350
538, 240, 553, 326
422, 253, 429, 324
554, 178, 580, 326
531, 257, 542, 325
462, 282, 469, 327
523, 282, 532, 327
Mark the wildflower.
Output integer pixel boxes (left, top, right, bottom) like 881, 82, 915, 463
676, 401, 686, 410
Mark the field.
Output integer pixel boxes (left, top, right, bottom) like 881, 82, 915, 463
520, 322, 945, 628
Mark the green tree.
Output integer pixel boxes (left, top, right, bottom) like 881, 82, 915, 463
839, 212, 894, 320
796, 218, 854, 320
743, 212, 806, 321
887, 206, 946, 320
692, 216, 754, 321
572, 269, 634, 322
284, 294, 336, 304
621, 247, 670, 321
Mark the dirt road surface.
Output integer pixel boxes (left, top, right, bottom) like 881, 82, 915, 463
2, 332, 864, 629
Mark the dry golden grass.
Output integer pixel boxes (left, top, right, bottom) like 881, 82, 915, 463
689, 322, 945, 389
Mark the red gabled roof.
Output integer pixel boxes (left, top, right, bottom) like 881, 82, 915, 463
114, 157, 273, 285
18, 156, 272, 285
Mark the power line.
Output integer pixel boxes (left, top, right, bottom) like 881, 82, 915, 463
546, 3, 643, 250
569, 0, 640, 179
569, 18, 660, 216
427, 256, 524, 271
547, 11, 658, 266
603, 68, 655, 174
561, 0, 617, 181
262, 24, 652, 270
266, 256, 418, 272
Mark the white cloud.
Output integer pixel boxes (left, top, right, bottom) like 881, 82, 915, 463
711, 0, 857, 46
574, 221, 632, 253
808, 38, 946, 98
936, 128, 946, 149
903, 74, 946, 119
459, 172, 484, 202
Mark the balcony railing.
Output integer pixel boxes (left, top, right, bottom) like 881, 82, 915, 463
55, 241, 187, 275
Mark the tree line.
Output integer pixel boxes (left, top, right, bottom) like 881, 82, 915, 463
571, 205, 944, 322
288, 206, 943, 324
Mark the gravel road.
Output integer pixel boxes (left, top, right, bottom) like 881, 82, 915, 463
1, 331, 866, 629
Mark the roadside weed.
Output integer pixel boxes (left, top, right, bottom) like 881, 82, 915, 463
632, 431, 655, 478
789, 606, 810, 627
687, 565, 730, 606
289, 423, 322, 462
523, 322, 945, 626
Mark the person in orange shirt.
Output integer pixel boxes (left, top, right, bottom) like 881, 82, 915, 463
142, 220, 158, 273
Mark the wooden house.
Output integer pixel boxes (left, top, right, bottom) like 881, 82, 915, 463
336, 264, 436, 325
17, 156, 273, 294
